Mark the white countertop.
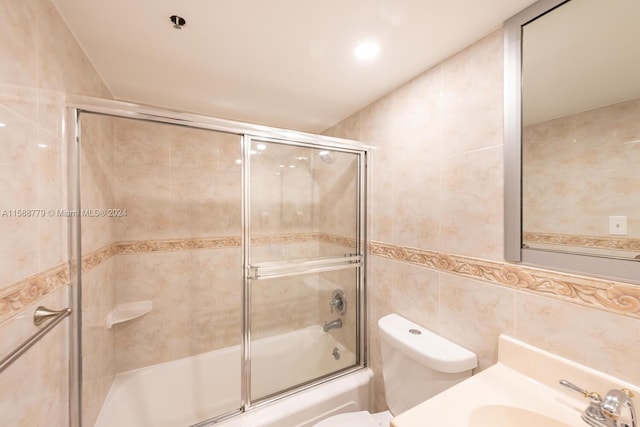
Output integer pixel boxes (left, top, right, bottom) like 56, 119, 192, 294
391, 335, 640, 427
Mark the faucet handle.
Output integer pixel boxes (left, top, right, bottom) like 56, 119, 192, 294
329, 289, 346, 315
561, 380, 611, 426
559, 379, 602, 403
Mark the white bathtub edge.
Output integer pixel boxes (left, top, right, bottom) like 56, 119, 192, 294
217, 367, 374, 427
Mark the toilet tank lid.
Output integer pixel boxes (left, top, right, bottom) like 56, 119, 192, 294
378, 314, 477, 373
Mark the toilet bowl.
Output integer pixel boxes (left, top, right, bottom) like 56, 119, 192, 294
313, 313, 477, 427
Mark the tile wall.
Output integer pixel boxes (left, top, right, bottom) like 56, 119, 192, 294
324, 29, 640, 411
523, 97, 640, 253
112, 119, 242, 241
0, 289, 69, 426
0, 0, 111, 425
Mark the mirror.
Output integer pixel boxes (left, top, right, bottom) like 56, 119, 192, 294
504, 0, 640, 284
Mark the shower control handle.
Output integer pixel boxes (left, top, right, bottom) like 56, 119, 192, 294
329, 289, 347, 315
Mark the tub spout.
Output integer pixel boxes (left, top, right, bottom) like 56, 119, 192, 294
323, 318, 342, 332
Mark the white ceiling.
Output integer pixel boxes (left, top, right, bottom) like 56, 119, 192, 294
523, 0, 640, 126
52, 0, 536, 132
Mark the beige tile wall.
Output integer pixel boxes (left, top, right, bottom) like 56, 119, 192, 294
1, 0, 113, 288
80, 114, 117, 252
0, 288, 69, 426
250, 143, 319, 236
111, 248, 242, 372
367, 257, 640, 411
113, 118, 242, 241
316, 151, 359, 240
523, 97, 640, 240
81, 258, 115, 427
1, 0, 112, 425
324, 28, 640, 412
251, 267, 322, 340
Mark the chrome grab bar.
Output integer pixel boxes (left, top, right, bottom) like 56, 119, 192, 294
0, 306, 71, 374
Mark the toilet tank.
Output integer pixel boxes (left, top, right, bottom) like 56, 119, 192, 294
378, 314, 477, 416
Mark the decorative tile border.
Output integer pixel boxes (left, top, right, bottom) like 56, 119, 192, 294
81, 233, 358, 272
318, 233, 358, 248
370, 240, 640, 320
80, 236, 244, 273
251, 233, 320, 245
0, 264, 70, 325
116, 236, 242, 254
7, 235, 637, 325
524, 232, 640, 253
81, 244, 121, 272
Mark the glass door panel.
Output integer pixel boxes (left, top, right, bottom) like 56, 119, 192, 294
250, 269, 359, 400
78, 113, 243, 427
247, 137, 363, 402
249, 139, 359, 263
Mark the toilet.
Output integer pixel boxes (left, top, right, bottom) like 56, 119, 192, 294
314, 313, 477, 427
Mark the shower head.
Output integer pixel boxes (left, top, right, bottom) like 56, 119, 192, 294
318, 150, 334, 164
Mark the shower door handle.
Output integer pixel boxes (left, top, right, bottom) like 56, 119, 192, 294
248, 255, 361, 280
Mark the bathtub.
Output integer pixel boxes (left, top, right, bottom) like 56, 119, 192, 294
95, 326, 372, 427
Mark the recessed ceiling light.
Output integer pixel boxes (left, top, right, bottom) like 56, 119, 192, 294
354, 41, 380, 61
235, 159, 242, 165
256, 143, 267, 151
0, 123, 6, 127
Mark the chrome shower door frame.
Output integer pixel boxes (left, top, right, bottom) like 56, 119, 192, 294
241, 135, 367, 409
67, 95, 369, 427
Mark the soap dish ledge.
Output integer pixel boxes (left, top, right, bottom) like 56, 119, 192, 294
107, 300, 153, 329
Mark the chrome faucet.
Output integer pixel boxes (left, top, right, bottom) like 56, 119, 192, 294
323, 318, 342, 332
602, 389, 637, 427
560, 380, 636, 427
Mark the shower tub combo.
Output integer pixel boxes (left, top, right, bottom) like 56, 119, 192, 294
70, 97, 369, 426
95, 327, 372, 427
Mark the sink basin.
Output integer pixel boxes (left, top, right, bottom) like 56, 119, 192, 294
469, 405, 573, 427
390, 336, 639, 427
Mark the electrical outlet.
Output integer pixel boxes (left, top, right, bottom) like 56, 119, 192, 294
609, 216, 627, 236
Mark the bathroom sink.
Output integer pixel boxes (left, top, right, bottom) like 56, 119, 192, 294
390, 336, 639, 427
468, 405, 573, 427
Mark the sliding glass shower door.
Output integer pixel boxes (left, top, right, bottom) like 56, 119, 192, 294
76, 112, 244, 427
72, 99, 367, 427
245, 137, 363, 401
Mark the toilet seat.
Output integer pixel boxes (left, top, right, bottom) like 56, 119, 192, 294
313, 410, 392, 427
